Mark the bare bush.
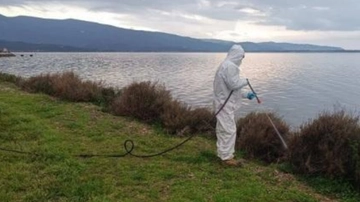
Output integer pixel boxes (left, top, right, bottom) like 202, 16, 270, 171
236, 112, 290, 163
288, 110, 360, 186
110, 81, 172, 123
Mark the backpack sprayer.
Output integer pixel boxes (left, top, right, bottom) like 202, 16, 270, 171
246, 79, 288, 150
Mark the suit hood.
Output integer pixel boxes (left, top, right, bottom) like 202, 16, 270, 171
225, 44, 245, 66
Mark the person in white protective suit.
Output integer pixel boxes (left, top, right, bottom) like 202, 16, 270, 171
213, 44, 256, 166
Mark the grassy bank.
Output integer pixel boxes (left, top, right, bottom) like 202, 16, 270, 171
2, 69, 360, 201
1, 81, 358, 201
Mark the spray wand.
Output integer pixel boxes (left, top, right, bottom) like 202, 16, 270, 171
246, 79, 288, 150
246, 79, 261, 104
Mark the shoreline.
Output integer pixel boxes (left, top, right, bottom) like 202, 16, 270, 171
0, 53, 16, 57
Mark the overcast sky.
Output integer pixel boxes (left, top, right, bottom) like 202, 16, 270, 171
0, 0, 359, 49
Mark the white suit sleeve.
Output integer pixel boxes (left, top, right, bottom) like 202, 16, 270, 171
223, 65, 248, 91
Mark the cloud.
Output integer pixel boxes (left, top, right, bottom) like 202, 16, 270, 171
0, 0, 359, 31
0, 0, 359, 48
256, 1, 360, 31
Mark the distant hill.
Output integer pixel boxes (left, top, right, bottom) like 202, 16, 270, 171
0, 40, 93, 52
242, 42, 343, 52
204, 39, 345, 52
0, 14, 345, 52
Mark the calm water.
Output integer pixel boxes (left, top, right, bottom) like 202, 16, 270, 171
1, 52, 360, 128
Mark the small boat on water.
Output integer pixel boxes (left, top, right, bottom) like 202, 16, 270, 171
0, 48, 15, 57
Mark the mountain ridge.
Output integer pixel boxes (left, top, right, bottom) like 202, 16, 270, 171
0, 14, 346, 52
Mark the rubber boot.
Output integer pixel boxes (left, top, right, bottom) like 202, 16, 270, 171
222, 158, 244, 167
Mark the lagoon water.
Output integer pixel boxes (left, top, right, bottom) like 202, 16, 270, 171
1, 52, 359, 128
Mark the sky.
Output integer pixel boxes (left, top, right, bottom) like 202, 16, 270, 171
0, 0, 359, 49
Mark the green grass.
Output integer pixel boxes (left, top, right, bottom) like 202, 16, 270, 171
0, 81, 359, 202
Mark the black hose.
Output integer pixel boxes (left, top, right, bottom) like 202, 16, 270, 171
0, 91, 234, 158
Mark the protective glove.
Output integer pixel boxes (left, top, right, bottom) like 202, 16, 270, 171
247, 92, 256, 100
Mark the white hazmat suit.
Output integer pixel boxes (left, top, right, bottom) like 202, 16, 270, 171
213, 44, 250, 161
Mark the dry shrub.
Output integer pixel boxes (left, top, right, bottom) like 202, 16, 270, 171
161, 100, 192, 134
21, 73, 56, 95
51, 72, 103, 102
161, 101, 215, 135
187, 108, 216, 134
288, 110, 360, 185
98, 86, 119, 108
20, 71, 117, 104
110, 81, 172, 123
236, 112, 290, 163
110, 81, 215, 135
0, 72, 22, 84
